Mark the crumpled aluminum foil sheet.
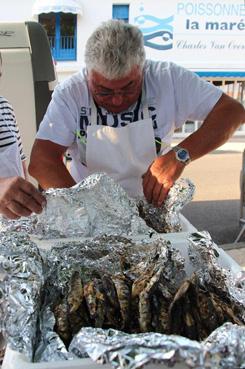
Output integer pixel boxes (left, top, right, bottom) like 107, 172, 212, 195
30, 174, 151, 239
69, 327, 203, 367
34, 306, 73, 362
0, 174, 194, 239
204, 322, 245, 369
43, 235, 185, 290
70, 323, 245, 369
68, 323, 245, 369
188, 231, 220, 268
188, 231, 245, 309
138, 178, 195, 233
0, 215, 37, 235
0, 232, 44, 360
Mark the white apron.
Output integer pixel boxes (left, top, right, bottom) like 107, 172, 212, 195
0, 141, 24, 178
75, 93, 157, 198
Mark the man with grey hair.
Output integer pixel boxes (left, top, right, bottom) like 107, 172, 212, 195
0, 52, 46, 219
30, 20, 245, 207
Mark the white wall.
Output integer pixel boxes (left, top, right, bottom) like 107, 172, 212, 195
0, 0, 35, 22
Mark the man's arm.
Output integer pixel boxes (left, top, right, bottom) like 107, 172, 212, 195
173, 94, 245, 160
143, 93, 245, 207
0, 176, 46, 219
29, 139, 76, 189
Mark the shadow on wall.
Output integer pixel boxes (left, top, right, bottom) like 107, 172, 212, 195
182, 199, 243, 244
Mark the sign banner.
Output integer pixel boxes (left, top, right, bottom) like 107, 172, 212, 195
129, 0, 245, 73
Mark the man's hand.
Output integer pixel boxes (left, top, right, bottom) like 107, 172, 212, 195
142, 150, 185, 207
0, 177, 46, 219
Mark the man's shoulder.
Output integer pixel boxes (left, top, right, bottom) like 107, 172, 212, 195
145, 60, 186, 73
58, 70, 86, 90
53, 71, 88, 105
144, 60, 179, 79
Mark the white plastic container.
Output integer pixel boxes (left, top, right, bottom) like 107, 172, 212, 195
2, 346, 187, 369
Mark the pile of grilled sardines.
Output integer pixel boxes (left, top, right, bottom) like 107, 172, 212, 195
46, 236, 244, 346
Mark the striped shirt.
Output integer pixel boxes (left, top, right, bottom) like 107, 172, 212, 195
0, 96, 26, 160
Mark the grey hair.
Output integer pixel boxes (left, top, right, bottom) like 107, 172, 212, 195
85, 20, 145, 79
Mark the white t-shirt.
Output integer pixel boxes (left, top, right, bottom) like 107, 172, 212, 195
37, 60, 222, 177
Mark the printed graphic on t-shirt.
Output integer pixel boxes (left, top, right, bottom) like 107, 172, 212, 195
79, 104, 158, 138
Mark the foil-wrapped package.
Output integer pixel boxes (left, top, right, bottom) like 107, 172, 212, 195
35, 175, 194, 239
31, 174, 153, 239
0, 174, 194, 239
138, 178, 195, 232
68, 323, 245, 369
69, 327, 204, 368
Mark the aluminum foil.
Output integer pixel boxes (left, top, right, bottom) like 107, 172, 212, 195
33, 174, 194, 238
43, 236, 184, 283
33, 174, 155, 239
138, 178, 195, 232
0, 214, 37, 234
0, 231, 44, 360
69, 327, 203, 368
188, 231, 220, 268
204, 323, 245, 369
0, 174, 244, 369
0, 174, 194, 239
68, 323, 245, 369
188, 231, 245, 309
34, 306, 72, 362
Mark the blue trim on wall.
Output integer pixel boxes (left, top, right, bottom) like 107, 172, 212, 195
55, 13, 61, 60
195, 71, 245, 78
51, 13, 76, 61
113, 5, 129, 22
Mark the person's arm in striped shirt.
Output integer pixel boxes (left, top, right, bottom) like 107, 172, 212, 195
0, 98, 46, 219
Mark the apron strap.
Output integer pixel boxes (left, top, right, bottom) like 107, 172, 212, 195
141, 84, 149, 119
91, 97, 97, 125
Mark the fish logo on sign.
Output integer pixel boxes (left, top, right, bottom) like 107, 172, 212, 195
134, 4, 174, 50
